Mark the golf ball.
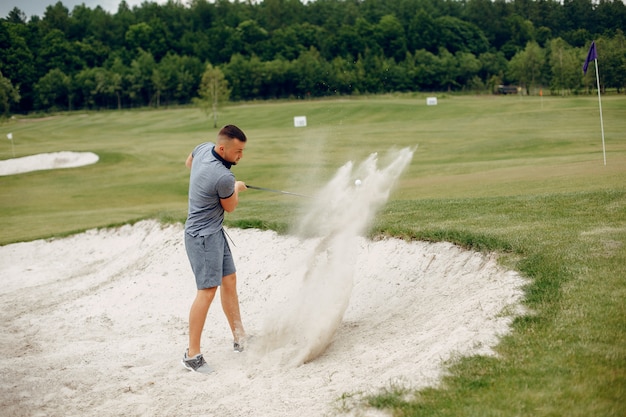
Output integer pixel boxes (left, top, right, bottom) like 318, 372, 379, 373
354, 179, 362, 186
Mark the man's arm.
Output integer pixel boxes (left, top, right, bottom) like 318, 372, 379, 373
220, 181, 247, 213
185, 153, 193, 169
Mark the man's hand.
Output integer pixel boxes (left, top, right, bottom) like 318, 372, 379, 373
235, 181, 247, 193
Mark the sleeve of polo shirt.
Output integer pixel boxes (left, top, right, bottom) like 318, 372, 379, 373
216, 173, 236, 199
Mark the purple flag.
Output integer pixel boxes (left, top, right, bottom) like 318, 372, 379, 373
583, 41, 597, 74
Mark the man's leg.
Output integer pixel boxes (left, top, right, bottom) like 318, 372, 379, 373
188, 287, 217, 357
220, 273, 245, 342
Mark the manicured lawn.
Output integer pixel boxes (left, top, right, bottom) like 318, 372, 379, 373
1, 94, 625, 416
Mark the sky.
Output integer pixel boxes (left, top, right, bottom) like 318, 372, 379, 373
0, 0, 171, 20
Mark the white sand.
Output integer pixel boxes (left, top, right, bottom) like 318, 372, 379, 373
0, 221, 525, 416
0, 150, 526, 416
0, 151, 98, 176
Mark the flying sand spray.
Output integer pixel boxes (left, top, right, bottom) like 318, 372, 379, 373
249, 147, 416, 367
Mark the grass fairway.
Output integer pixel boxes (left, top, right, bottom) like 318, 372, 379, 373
1, 94, 625, 416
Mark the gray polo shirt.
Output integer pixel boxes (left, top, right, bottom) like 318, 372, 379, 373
185, 142, 235, 237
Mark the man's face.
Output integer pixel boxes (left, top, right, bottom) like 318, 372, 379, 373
223, 138, 245, 165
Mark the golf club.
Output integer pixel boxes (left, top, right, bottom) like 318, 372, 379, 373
246, 184, 310, 198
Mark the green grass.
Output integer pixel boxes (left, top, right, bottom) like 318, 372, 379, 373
1, 94, 625, 416
369, 191, 626, 416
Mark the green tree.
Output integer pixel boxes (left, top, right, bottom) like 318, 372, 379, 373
260, 58, 295, 98
38, 29, 84, 75
0, 21, 35, 112
2, 0, 626, 114
108, 57, 127, 110
320, 24, 361, 61
75, 37, 110, 68
34, 69, 71, 111
126, 22, 153, 52
195, 63, 231, 128
81, 67, 125, 109
5, 7, 27, 23
375, 14, 407, 62
74, 67, 101, 109
595, 0, 626, 35
41, 1, 71, 35
508, 41, 546, 94
407, 49, 440, 90
407, 10, 438, 53
127, 49, 156, 106
562, 0, 595, 33
354, 18, 378, 55
595, 33, 626, 93
384, 55, 411, 91
455, 51, 482, 89
548, 38, 582, 95
188, 0, 216, 32
110, 1, 136, 49
0, 70, 21, 116
463, 0, 510, 49
478, 51, 508, 83
152, 69, 165, 107
506, 14, 536, 50
177, 56, 204, 102
207, 25, 242, 64
145, 18, 171, 61
158, 53, 185, 104
258, 0, 305, 31
293, 47, 333, 96
222, 54, 264, 100
266, 25, 306, 60
355, 50, 387, 93
437, 48, 459, 91
236, 19, 269, 57
93, 68, 117, 108
435, 16, 490, 55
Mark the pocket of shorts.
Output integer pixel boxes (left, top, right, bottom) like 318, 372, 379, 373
201, 234, 214, 252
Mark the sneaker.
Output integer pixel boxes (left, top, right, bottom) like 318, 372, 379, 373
233, 341, 244, 353
181, 349, 213, 374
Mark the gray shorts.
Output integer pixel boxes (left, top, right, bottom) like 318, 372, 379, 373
184, 230, 236, 290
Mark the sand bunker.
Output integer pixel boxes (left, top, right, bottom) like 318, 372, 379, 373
0, 220, 525, 416
0, 148, 526, 415
0, 151, 98, 176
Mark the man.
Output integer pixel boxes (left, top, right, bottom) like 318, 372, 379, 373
181, 124, 248, 374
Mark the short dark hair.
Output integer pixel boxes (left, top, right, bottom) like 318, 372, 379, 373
219, 125, 247, 142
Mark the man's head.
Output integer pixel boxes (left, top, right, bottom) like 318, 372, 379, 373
216, 125, 247, 165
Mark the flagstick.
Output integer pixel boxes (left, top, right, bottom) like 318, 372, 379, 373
594, 59, 606, 165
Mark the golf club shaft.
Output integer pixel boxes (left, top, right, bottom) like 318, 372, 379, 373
246, 185, 310, 198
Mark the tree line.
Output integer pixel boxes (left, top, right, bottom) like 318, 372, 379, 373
1, 0, 625, 115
